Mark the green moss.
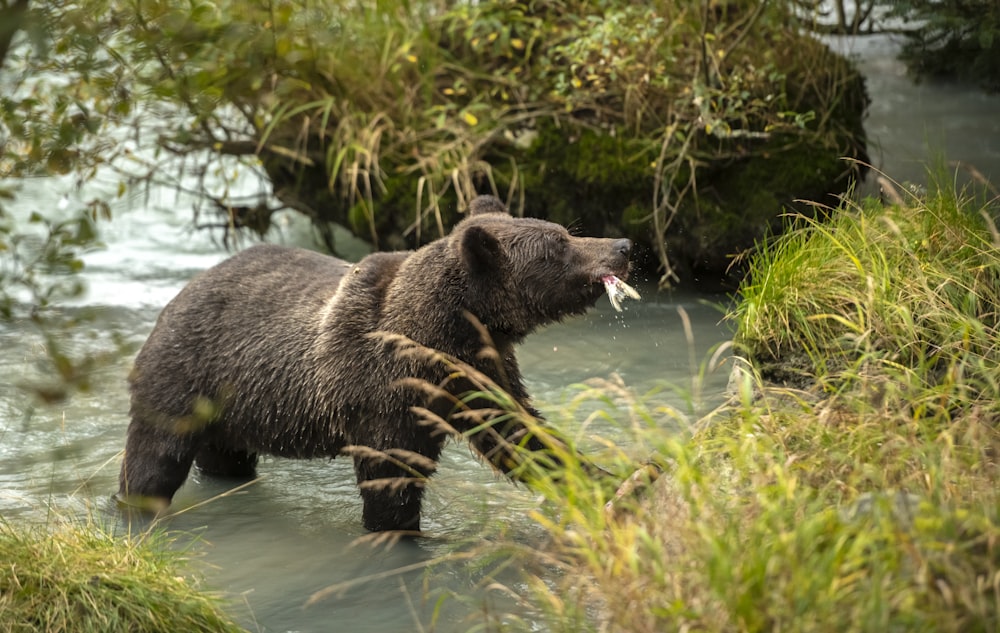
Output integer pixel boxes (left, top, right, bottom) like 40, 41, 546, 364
532, 123, 656, 188
709, 139, 844, 224
511, 120, 655, 234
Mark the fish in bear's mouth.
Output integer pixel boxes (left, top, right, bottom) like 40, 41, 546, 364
600, 275, 641, 312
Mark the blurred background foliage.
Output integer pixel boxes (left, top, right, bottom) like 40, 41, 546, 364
889, 0, 1000, 92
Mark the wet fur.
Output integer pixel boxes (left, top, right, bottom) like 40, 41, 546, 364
119, 196, 632, 531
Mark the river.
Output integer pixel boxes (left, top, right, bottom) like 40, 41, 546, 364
830, 34, 1000, 189
2, 33, 999, 633
1, 168, 732, 631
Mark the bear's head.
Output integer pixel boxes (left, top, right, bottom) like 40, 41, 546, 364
453, 195, 632, 339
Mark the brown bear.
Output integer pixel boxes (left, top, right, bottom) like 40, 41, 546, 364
117, 195, 633, 531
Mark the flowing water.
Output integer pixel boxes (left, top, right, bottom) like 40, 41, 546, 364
1, 175, 732, 631
827, 34, 1000, 187
3, 34, 1000, 633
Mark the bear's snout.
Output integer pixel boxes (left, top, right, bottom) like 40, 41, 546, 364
572, 236, 633, 284
604, 237, 633, 278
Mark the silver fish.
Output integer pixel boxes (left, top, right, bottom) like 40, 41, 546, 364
602, 275, 641, 312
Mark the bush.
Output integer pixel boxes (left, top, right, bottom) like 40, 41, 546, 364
5, 0, 868, 285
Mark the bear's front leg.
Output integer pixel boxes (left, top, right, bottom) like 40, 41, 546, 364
351, 452, 436, 532
468, 414, 616, 483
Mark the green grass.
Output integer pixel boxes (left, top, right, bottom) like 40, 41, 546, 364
478, 172, 1000, 632
0, 518, 246, 633
731, 172, 1000, 396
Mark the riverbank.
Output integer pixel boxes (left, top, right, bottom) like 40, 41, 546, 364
0, 518, 245, 632
510, 172, 1000, 632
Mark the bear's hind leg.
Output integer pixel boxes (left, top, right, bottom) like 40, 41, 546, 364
353, 453, 436, 532
195, 444, 259, 478
117, 423, 200, 513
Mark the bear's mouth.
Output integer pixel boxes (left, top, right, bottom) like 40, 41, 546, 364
592, 265, 630, 284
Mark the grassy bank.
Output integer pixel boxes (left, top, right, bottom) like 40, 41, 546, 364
0, 518, 245, 633
501, 174, 1000, 632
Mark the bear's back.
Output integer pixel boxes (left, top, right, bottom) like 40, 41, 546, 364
129, 245, 355, 444
142, 244, 351, 360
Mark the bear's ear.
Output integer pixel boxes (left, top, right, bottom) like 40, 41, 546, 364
468, 195, 509, 216
460, 225, 502, 274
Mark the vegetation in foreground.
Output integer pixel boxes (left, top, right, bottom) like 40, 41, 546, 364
0, 518, 246, 633
487, 173, 1000, 632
